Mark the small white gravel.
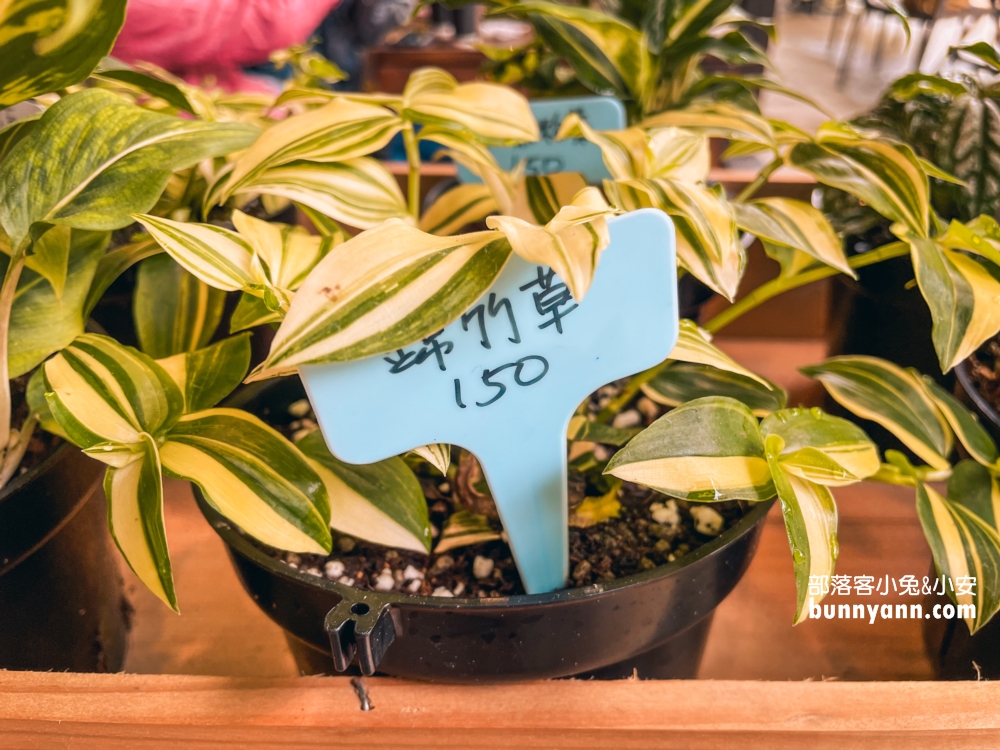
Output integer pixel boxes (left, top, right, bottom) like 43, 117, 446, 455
438, 482, 451, 493
403, 564, 425, 581
324, 560, 345, 579
592, 444, 611, 461
690, 505, 724, 536
612, 409, 642, 428
473, 555, 495, 579
305, 567, 322, 577
292, 427, 314, 443
337, 576, 355, 586
453, 582, 465, 597
407, 579, 422, 593
287, 399, 312, 418
431, 555, 454, 573
636, 397, 659, 421
286, 553, 302, 567
432, 586, 454, 597
650, 499, 681, 528
374, 571, 395, 591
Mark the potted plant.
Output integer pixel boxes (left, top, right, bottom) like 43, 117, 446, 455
0, 0, 263, 670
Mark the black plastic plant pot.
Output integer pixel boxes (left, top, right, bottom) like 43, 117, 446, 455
955, 360, 1000, 446
197, 380, 773, 683
0, 442, 130, 672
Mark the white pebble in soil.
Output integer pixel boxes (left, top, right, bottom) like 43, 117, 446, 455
305, 567, 322, 577
374, 570, 395, 591
636, 396, 660, 422
473, 555, 495, 579
612, 409, 642, 429
431, 555, 454, 573
337, 576, 355, 587
432, 586, 454, 597
453, 582, 465, 597
592, 444, 611, 461
287, 399, 312, 418
292, 428, 315, 443
689, 505, 724, 537
403, 564, 425, 581
650, 499, 681, 528
324, 560, 345, 579
407, 579, 422, 593
438, 482, 451, 494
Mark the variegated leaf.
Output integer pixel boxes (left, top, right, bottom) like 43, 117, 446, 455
801, 356, 952, 470
231, 210, 332, 292
156, 334, 251, 414
643, 362, 787, 416
511, 173, 590, 226
762, 407, 880, 485
236, 158, 409, 231
948, 460, 1000, 529
434, 510, 501, 553
43, 334, 184, 448
604, 396, 775, 501
907, 235, 1000, 372
297, 430, 432, 552
403, 67, 538, 145
765, 434, 838, 625
642, 103, 776, 149
223, 98, 402, 198
420, 183, 498, 236
486, 187, 613, 301
160, 409, 332, 554
252, 221, 512, 379
133, 254, 226, 359
0, 89, 258, 251
916, 375, 999, 469
409, 443, 452, 475
669, 319, 773, 387
788, 129, 929, 237
917, 482, 1000, 633
556, 115, 650, 180
733, 197, 853, 277
104, 432, 176, 610
230, 293, 280, 333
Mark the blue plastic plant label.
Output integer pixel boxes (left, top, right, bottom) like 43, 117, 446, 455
456, 95, 625, 185
299, 209, 678, 594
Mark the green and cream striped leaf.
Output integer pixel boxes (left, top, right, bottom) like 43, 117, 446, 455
604, 396, 775, 501
420, 183, 498, 236
297, 430, 432, 553
642, 104, 776, 149
917, 374, 999, 469
948, 460, 1000, 530
0, 0, 127, 107
801, 356, 952, 470
761, 407, 880, 485
605, 177, 743, 299
668, 319, 774, 387
133, 214, 259, 292
161, 409, 331, 554
647, 126, 710, 182
733, 197, 853, 277
231, 210, 332, 292
421, 128, 519, 215
230, 293, 280, 333
498, 2, 651, 100
917, 482, 1000, 633
486, 187, 613, 302
937, 217, 1000, 270
907, 236, 1000, 372
556, 115, 649, 180
510, 173, 590, 226
103, 432, 176, 610
295, 203, 350, 246
568, 415, 641, 446
788, 133, 929, 237
402, 67, 538, 145
434, 510, 501, 554
0, 89, 259, 251
83, 237, 161, 318
235, 158, 409, 231
222, 98, 402, 199
43, 334, 184, 448
156, 334, 251, 414
642, 362, 787, 417
765, 434, 838, 625
409, 443, 452, 475
252, 221, 512, 379
133, 254, 226, 359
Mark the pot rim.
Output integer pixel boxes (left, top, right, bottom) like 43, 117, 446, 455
0, 440, 73, 509
197, 488, 775, 610
956, 359, 1000, 432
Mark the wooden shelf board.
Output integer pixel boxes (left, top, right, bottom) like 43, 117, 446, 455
1, 672, 997, 748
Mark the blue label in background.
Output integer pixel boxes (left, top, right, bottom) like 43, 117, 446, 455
299, 210, 677, 595
457, 95, 626, 185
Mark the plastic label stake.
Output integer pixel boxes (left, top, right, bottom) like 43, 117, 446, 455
456, 95, 625, 185
300, 210, 678, 594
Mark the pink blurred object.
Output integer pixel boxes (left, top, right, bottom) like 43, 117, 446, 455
112, 0, 342, 92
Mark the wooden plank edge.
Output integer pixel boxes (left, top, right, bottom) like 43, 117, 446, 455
0, 673, 997, 742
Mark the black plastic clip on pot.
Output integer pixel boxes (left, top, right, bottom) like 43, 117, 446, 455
325, 589, 401, 675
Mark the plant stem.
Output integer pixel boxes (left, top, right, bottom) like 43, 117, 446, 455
402, 123, 421, 221
0, 414, 36, 489
735, 159, 781, 203
703, 241, 909, 334
0, 246, 26, 471
597, 241, 911, 424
